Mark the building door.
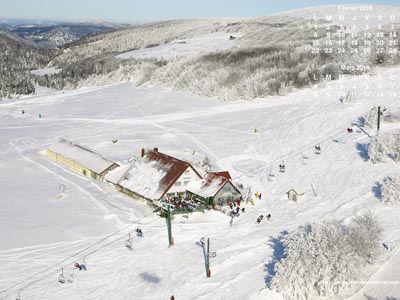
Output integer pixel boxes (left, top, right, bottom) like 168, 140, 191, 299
82, 170, 86, 176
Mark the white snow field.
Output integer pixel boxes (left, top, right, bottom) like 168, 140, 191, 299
116, 32, 239, 61
1, 67, 400, 300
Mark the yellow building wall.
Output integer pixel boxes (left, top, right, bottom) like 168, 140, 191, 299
46, 149, 98, 179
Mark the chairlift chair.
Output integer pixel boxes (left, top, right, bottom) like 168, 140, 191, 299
136, 228, 143, 237
279, 162, 286, 172
67, 269, 75, 283
58, 268, 66, 284
314, 145, 321, 155
125, 233, 133, 249
15, 290, 21, 300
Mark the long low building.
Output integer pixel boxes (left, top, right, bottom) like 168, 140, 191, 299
47, 138, 119, 180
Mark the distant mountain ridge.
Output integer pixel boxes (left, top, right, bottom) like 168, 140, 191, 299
0, 20, 128, 48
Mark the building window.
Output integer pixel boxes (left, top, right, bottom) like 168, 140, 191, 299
175, 182, 181, 186
83, 170, 86, 176
184, 181, 189, 185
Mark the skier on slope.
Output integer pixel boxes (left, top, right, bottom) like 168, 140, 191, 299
75, 262, 86, 271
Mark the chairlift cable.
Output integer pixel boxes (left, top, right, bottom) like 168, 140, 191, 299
2, 223, 134, 295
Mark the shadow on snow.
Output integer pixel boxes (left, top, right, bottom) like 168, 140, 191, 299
371, 181, 383, 200
139, 272, 162, 284
264, 230, 288, 288
356, 142, 370, 161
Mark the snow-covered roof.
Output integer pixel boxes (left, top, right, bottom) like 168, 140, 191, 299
288, 189, 304, 195
118, 149, 202, 200
104, 163, 133, 185
187, 172, 239, 199
47, 139, 118, 174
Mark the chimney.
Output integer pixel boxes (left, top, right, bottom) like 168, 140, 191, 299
153, 147, 158, 152
141, 148, 145, 158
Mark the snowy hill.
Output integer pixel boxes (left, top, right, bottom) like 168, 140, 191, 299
1, 61, 400, 299
32, 3, 400, 101
2, 4, 400, 300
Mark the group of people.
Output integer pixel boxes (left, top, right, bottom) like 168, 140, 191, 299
256, 214, 271, 224
229, 199, 244, 217
161, 195, 199, 211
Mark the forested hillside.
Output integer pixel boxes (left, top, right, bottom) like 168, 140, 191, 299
0, 31, 55, 98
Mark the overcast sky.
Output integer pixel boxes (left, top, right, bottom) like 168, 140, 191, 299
2, 0, 400, 23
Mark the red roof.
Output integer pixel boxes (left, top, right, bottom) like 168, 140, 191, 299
143, 149, 202, 200
208, 171, 232, 180
187, 172, 240, 199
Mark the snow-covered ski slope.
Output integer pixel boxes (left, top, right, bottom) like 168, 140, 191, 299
117, 32, 239, 61
1, 64, 400, 299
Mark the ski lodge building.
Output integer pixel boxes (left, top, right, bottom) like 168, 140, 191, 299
186, 171, 241, 207
47, 138, 119, 180
46, 140, 242, 212
105, 148, 203, 205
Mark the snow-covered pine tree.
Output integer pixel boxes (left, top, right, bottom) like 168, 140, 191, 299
271, 213, 382, 299
201, 156, 212, 172
368, 131, 400, 163
349, 211, 382, 264
363, 107, 378, 128
368, 134, 388, 163
381, 176, 400, 206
